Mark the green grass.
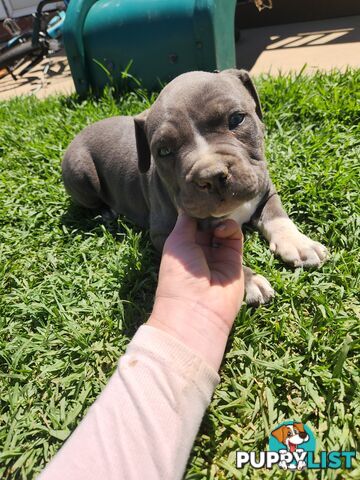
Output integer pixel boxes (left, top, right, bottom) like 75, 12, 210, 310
0, 70, 359, 479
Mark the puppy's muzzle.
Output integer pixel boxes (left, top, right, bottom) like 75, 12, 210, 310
187, 156, 259, 201
191, 165, 229, 194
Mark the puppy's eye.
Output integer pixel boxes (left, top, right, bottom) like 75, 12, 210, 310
229, 112, 245, 130
158, 147, 172, 157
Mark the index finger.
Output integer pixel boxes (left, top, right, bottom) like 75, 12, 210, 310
213, 219, 243, 241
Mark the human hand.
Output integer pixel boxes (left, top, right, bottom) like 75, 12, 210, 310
148, 212, 244, 370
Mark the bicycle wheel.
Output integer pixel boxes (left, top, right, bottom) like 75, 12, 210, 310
0, 40, 44, 70
0, 32, 33, 54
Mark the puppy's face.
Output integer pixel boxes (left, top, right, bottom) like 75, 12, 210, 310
271, 423, 309, 453
135, 70, 269, 219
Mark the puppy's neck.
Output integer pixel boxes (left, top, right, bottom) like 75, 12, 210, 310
228, 194, 263, 226
197, 193, 263, 231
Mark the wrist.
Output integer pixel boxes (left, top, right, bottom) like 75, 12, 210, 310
147, 296, 232, 371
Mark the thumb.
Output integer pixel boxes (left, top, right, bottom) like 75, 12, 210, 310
169, 210, 197, 243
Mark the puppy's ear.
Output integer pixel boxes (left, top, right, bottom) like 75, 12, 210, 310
294, 422, 305, 433
271, 426, 287, 445
134, 110, 151, 173
223, 68, 263, 121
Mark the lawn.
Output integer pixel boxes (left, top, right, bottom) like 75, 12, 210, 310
0, 69, 359, 479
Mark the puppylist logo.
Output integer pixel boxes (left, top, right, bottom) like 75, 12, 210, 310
236, 420, 356, 471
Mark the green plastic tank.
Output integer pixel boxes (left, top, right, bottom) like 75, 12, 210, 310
63, 0, 237, 96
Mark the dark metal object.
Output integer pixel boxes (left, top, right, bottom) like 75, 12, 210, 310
0, 0, 65, 80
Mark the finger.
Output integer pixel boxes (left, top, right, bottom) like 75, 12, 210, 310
169, 210, 197, 243
211, 220, 243, 258
213, 219, 243, 241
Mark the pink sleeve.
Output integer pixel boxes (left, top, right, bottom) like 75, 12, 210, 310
38, 325, 220, 480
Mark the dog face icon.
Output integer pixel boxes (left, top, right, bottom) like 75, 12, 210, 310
271, 422, 309, 453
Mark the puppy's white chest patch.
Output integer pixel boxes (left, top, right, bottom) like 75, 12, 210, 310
228, 194, 262, 226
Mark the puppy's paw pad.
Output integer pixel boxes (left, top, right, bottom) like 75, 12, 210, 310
266, 219, 328, 268
100, 208, 118, 222
273, 233, 328, 268
297, 461, 306, 471
245, 274, 275, 306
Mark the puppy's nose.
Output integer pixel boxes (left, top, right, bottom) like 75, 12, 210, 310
193, 168, 229, 192
299, 432, 308, 439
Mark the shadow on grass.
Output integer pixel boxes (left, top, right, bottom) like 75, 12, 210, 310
61, 201, 160, 339
61, 201, 146, 239
61, 201, 103, 231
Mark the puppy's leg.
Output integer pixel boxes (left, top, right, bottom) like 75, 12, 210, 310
149, 190, 178, 252
253, 185, 328, 267
150, 231, 168, 252
244, 266, 275, 306
62, 146, 104, 210
149, 216, 177, 252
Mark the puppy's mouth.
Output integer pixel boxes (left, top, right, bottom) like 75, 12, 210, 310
177, 191, 256, 219
288, 441, 297, 453
175, 167, 263, 219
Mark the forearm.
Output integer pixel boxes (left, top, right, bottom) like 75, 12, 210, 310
252, 182, 289, 237
149, 296, 231, 371
38, 325, 219, 480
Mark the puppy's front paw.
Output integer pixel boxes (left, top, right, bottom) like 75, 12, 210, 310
244, 269, 275, 306
297, 460, 306, 471
278, 460, 288, 470
271, 231, 328, 268
267, 219, 328, 268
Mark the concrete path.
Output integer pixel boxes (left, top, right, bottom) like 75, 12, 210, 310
0, 50, 74, 101
0, 15, 359, 101
237, 15, 360, 75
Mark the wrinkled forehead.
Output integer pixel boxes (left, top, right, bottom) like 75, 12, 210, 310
147, 73, 252, 135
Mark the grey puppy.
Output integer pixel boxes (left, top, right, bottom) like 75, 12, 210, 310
62, 69, 328, 305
